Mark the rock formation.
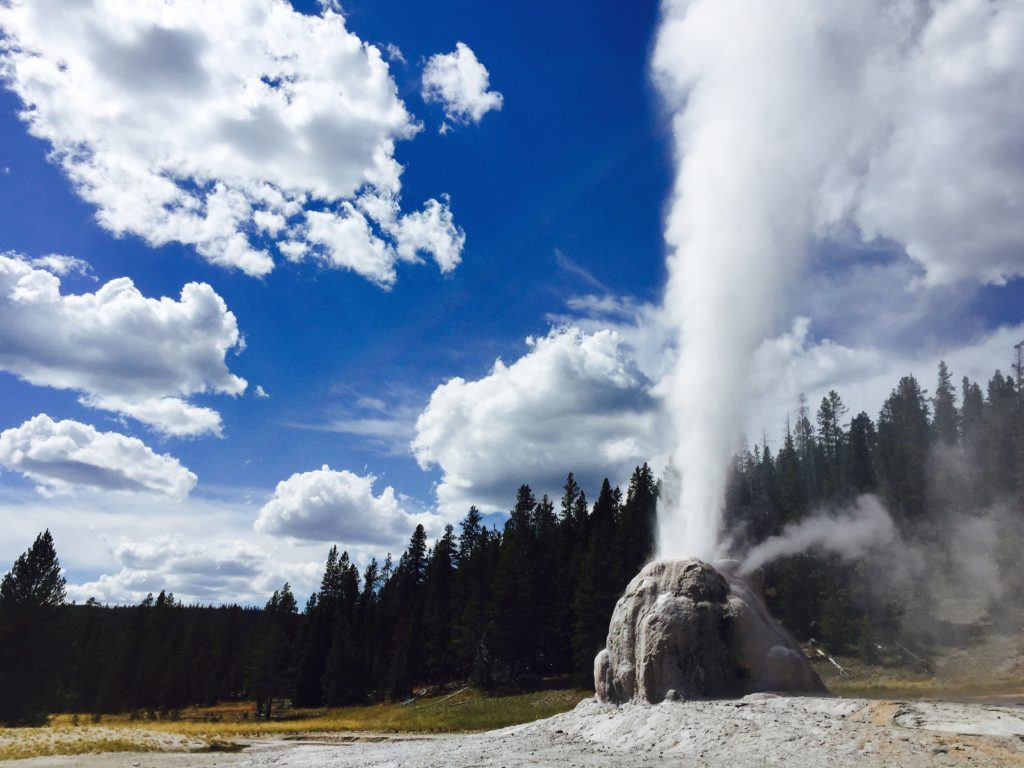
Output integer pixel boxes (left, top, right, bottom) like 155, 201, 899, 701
594, 559, 826, 704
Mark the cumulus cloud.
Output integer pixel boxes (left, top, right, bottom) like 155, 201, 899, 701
0, 253, 245, 436
0, 0, 464, 284
255, 465, 432, 546
412, 326, 663, 515
422, 42, 503, 126
0, 414, 197, 498
67, 535, 321, 606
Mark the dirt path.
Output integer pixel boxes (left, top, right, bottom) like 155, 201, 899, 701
9, 695, 1024, 768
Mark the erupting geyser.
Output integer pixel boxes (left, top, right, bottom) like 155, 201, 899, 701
594, 559, 825, 704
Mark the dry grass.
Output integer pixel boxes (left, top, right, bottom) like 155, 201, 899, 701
813, 632, 1024, 701
48, 688, 590, 737
1, 689, 591, 761
0, 725, 204, 762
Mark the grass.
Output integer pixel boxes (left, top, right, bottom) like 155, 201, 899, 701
0, 728, 180, 762
811, 632, 1024, 701
0, 688, 592, 761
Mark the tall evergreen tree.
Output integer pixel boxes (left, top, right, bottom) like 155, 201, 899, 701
931, 361, 959, 446
847, 412, 878, 494
491, 485, 538, 676
877, 375, 931, 525
0, 530, 67, 724
422, 525, 457, 682
615, 463, 658, 583
386, 525, 429, 697
571, 479, 621, 683
776, 420, 806, 522
817, 390, 848, 498
983, 372, 1018, 497
795, 394, 821, 503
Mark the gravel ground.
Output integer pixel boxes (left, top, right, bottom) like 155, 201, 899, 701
10, 694, 1024, 768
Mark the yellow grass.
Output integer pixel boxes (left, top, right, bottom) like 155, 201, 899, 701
811, 635, 1024, 702
0, 689, 591, 761
0, 724, 202, 762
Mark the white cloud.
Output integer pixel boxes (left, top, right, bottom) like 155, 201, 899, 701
0, 253, 245, 436
255, 465, 434, 545
254, 385, 269, 399
0, 487, 335, 606
0, 414, 197, 498
422, 42, 503, 126
0, 0, 464, 284
29, 254, 93, 277
67, 535, 321, 606
844, 0, 1024, 286
385, 43, 407, 66
412, 326, 663, 515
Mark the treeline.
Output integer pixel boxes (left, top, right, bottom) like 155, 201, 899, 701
726, 361, 1024, 659
2, 361, 1022, 724
0, 465, 658, 724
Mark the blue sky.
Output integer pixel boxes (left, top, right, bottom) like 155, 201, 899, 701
1, 0, 1022, 603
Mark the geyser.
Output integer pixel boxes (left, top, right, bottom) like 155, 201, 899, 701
594, 559, 825, 704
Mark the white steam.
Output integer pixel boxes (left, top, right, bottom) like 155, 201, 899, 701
737, 496, 896, 576
652, 0, 1024, 559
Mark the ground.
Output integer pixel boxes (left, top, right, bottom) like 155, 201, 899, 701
4, 695, 1024, 767
3, 633, 1024, 767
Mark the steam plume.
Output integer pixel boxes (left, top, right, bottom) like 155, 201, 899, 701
737, 496, 896, 576
651, 0, 1024, 559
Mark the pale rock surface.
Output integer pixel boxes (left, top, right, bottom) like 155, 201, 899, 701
594, 559, 825, 703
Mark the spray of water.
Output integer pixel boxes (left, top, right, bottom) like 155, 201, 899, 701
650, 0, 1024, 559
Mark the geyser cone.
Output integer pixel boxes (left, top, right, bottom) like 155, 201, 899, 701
594, 559, 826, 704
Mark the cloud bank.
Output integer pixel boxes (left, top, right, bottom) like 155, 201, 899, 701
68, 535, 321, 606
0, 415, 197, 498
0, 0, 464, 284
0, 253, 245, 436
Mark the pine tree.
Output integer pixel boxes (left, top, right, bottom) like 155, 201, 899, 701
0, 530, 67, 724
984, 372, 1017, 497
877, 375, 931, 525
386, 526, 429, 698
491, 485, 538, 676
776, 420, 806, 522
817, 390, 848, 498
0, 532, 66, 724
553, 475, 583, 673
247, 583, 297, 718
451, 508, 496, 684
847, 412, 878, 494
931, 361, 959, 446
795, 394, 821, 503
0, 530, 66, 608
571, 479, 620, 683
615, 464, 657, 583
530, 495, 561, 672
422, 525, 456, 682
